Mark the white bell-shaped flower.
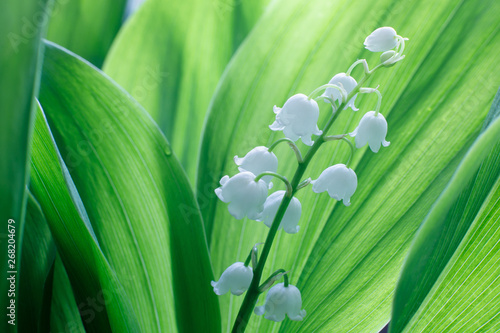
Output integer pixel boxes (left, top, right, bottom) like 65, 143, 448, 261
215, 171, 268, 220
211, 262, 253, 296
234, 146, 278, 187
311, 164, 357, 206
257, 191, 301, 234
269, 94, 322, 146
349, 111, 390, 153
321, 73, 358, 111
255, 283, 306, 322
364, 27, 398, 52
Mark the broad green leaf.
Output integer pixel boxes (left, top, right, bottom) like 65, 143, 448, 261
197, 0, 500, 331
18, 191, 56, 333
46, 0, 127, 67
50, 256, 85, 333
31, 104, 140, 332
103, 0, 271, 181
39, 41, 220, 332
0, 1, 49, 332
398, 155, 500, 332
390, 89, 500, 332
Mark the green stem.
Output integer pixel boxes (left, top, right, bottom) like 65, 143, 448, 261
243, 249, 252, 267
231, 66, 378, 333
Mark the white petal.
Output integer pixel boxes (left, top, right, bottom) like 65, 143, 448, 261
313, 125, 323, 136
215, 187, 226, 202
233, 155, 244, 166
349, 126, 359, 137
301, 135, 314, 146
254, 306, 265, 315
364, 27, 398, 52
220, 175, 230, 185
270, 120, 285, 131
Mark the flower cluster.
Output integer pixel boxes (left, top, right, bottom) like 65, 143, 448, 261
212, 27, 407, 328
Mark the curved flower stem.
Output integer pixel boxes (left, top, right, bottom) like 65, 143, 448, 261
374, 89, 382, 115
254, 172, 292, 196
360, 87, 383, 115
307, 83, 347, 102
323, 135, 355, 167
347, 59, 370, 76
232, 61, 382, 333
268, 138, 303, 164
341, 137, 355, 167
323, 134, 347, 141
395, 35, 407, 55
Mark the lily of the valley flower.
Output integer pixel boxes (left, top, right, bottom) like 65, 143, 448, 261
254, 283, 306, 322
234, 146, 278, 187
269, 94, 322, 146
215, 171, 268, 220
311, 164, 357, 206
364, 27, 399, 52
322, 73, 359, 111
211, 262, 253, 296
257, 191, 301, 234
350, 111, 390, 153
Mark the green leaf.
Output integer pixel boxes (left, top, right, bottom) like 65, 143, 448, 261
197, 0, 500, 331
390, 88, 500, 332
39, 41, 220, 332
31, 104, 140, 332
46, 0, 127, 67
103, 0, 271, 181
0, 1, 50, 332
18, 191, 56, 333
50, 256, 85, 333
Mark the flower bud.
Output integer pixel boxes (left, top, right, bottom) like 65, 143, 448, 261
234, 146, 278, 187
269, 94, 322, 146
350, 111, 390, 153
321, 73, 358, 111
311, 164, 357, 206
215, 171, 268, 220
254, 283, 306, 322
380, 50, 396, 63
257, 191, 302, 234
211, 262, 253, 296
364, 27, 398, 52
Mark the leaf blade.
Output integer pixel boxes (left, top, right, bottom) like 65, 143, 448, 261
40, 41, 220, 332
